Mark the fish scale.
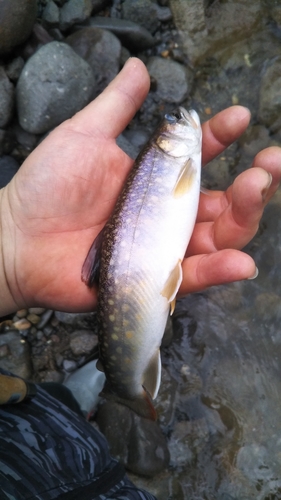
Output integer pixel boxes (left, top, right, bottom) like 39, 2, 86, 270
82, 107, 202, 420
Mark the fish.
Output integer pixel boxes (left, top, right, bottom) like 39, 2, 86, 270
82, 107, 202, 420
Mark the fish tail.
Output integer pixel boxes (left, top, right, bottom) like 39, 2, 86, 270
99, 385, 157, 421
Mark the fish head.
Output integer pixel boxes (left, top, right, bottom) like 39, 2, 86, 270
155, 107, 202, 158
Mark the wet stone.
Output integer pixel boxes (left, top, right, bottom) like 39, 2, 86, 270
63, 359, 77, 372
69, 330, 98, 356
16, 41, 96, 134
147, 57, 191, 104
26, 314, 41, 325
66, 27, 121, 96
28, 307, 46, 315
0, 330, 32, 379
60, 0, 93, 31
16, 309, 28, 319
13, 318, 31, 331
121, 0, 160, 34
0, 0, 37, 55
37, 309, 53, 329
0, 67, 15, 129
42, 0, 60, 28
87, 16, 156, 52
0, 344, 11, 358
5, 57, 25, 82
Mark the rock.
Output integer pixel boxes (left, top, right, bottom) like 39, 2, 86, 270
64, 359, 105, 415
96, 400, 170, 476
0, 67, 15, 128
123, 126, 150, 154
91, 0, 111, 16
13, 123, 38, 153
258, 58, 281, 132
60, 0, 93, 31
28, 307, 46, 316
0, 330, 32, 379
63, 359, 77, 372
0, 156, 19, 188
169, 0, 261, 64
69, 329, 98, 356
147, 57, 190, 103
42, 0, 60, 27
86, 16, 156, 52
0, 0, 37, 55
66, 27, 121, 96
26, 314, 41, 325
13, 318, 32, 331
116, 134, 138, 160
37, 309, 54, 329
238, 124, 271, 157
16, 41, 96, 134
42, 370, 64, 383
236, 444, 273, 482
5, 57, 25, 82
121, 0, 160, 34
54, 310, 95, 328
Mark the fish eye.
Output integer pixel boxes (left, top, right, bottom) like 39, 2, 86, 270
173, 110, 182, 120
165, 113, 177, 124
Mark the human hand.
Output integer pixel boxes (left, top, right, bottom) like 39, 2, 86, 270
0, 57, 280, 315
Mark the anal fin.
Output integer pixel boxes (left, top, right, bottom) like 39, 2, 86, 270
142, 349, 161, 400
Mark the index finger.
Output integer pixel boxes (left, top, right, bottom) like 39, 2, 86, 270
202, 106, 251, 166
66, 57, 150, 139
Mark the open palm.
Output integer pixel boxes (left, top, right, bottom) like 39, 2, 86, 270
1, 58, 281, 314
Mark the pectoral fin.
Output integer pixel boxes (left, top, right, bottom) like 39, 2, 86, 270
173, 158, 196, 198
142, 349, 161, 400
161, 260, 183, 312
81, 228, 104, 287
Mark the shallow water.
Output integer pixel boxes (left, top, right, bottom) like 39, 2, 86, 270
154, 172, 281, 499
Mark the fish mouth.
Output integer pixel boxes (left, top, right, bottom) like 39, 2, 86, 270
165, 107, 200, 130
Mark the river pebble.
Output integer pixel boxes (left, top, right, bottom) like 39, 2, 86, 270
0, 0, 37, 55
16, 41, 96, 134
69, 330, 98, 356
60, 0, 93, 31
147, 56, 191, 104
66, 27, 121, 96
0, 330, 32, 379
259, 57, 281, 133
0, 156, 19, 188
121, 0, 160, 34
0, 68, 15, 129
87, 16, 156, 52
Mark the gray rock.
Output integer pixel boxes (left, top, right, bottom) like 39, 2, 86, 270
259, 58, 281, 132
64, 360, 105, 415
0, 0, 37, 55
0, 67, 15, 128
69, 329, 98, 356
60, 0, 93, 31
147, 57, 190, 103
96, 400, 170, 476
54, 310, 95, 328
0, 330, 32, 379
0, 156, 19, 188
116, 134, 138, 160
5, 57, 25, 82
16, 41, 96, 134
42, 0, 60, 27
37, 309, 54, 329
122, 0, 160, 34
169, 0, 261, 64
66, 27, 121, 96
63, 359, 77, 372
123, 126, 150, 153
86, 16, 156, 52
91, 0, 111, 15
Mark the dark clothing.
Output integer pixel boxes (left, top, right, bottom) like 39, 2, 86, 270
0, 371, 156, 500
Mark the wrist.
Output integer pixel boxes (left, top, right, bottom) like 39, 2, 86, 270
0, 187, 22, 316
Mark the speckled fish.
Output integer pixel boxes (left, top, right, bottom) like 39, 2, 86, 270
82, 107, 202, 420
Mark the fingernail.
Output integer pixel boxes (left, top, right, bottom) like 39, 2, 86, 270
247, 266, 259, 280
261, 172, 272, 202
